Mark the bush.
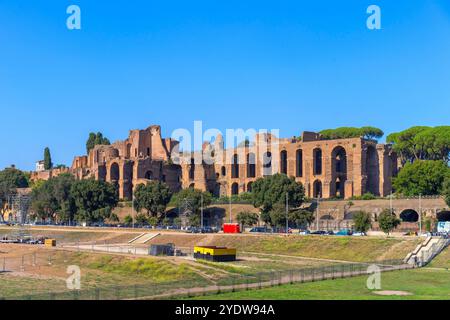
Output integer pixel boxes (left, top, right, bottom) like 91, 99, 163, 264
378, 209, 401, 235
353, 211, 372, 233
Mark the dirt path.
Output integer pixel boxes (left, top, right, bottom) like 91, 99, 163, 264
241, 251, 367, 265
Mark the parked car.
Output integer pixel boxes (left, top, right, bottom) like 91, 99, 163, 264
249, 227, 270, 233
335, 229, 352, 236
310, 230, 327, 235
352, 232, 366, 237
299, 230, 310, 235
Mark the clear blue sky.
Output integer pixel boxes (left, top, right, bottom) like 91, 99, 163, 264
1, 0, 449, 171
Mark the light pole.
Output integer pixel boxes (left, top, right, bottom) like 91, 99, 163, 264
201, 194, 204, 230
229, 196, 232, 224
419, 194, 422, 235
285, 192, 289, 234
316, 194, 321, 231
131, 193, 135, 229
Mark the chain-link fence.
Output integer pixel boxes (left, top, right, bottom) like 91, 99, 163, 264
0, 250, 411, 300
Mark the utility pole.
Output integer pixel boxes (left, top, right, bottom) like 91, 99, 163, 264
201, 194, 204, 230
316, 194, 320, 231
390, 192, 393, 214
229, 196, 232, 224
131, 193, 135, 229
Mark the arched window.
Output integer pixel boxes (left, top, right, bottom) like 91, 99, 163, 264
231, 183, 239, 195
295, 149, 303, 177
313, 148, 322, 175
231, 154, 239, 178
189, 158, 195, 180
313, 180, 322, 198
263, 152, 272, 176
280, 150, 288, 175
366, 145, 380, 196
221, 166, 226, 176
247, 153, 256, 178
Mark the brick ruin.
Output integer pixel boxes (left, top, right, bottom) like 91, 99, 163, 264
31, 125, 398, 201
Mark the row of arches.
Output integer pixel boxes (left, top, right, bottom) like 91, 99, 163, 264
227, 146, 347, 180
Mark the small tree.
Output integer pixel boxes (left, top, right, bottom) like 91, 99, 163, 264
378, 209, 401, 235
123, 215, 133, 226
173, 217, 182, 228
44, 147, 53, 170
162, 217, 171, 227
353, 211, 372, 233
252, 174, 305, 224
148, 216, 159, 228
135, 213, 148, 226
288, 209, 314, 229
236, 211, 259, 229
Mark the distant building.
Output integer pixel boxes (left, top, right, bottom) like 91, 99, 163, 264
35, 160, 45, 172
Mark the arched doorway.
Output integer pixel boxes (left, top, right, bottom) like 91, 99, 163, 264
110, 163, 120, 197
247, 182, 253, 193
313, 180, 322, 198
110, 163, 120, 182
331, 146, 347, 198
221, 166, 226, 176
189, 158, 195, 180
400, 209, 419, 222
231, 183, 239, 195
280, 150, 288, 175
366, 145, 380, 196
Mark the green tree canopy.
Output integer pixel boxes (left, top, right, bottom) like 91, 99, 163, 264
133, 181, 172, 217
353, 211, 372, 233
70, 179, 118, 223
86, 132, 111, 154
393, 160, 450, 196
319, 127, 384, 141
387, 126, 450, 165
378, 209, 401, 235
43, 147, 53, 170
252, 174, 305, 224
31, 173, 76, 222
236, 211, 259, 228
267, 203, 314, 228
123, 214, 133, 226
443, 177, 450, 207
0, 167, 29, 202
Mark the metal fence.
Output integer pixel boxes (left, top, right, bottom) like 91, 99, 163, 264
0, 251, 410, 300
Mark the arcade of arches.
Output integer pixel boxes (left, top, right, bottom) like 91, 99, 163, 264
36, 126, 398, 201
